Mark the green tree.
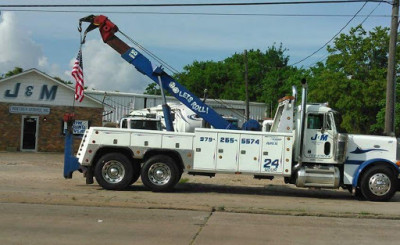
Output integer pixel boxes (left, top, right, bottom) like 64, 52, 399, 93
143, 83, 161, 95
308, 25, 399, 135
54, 76, 73, 85
171, 44, 304, 115
1, 67, 23, 79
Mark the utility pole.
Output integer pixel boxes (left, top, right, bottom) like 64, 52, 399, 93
244, 49, 250, 121
385, 0, 399, 136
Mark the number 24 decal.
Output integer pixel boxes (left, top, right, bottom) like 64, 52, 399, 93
263, 159, 279, 170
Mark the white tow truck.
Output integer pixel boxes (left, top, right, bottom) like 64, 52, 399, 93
64, 15, 400, 202
74, 81, 400, 201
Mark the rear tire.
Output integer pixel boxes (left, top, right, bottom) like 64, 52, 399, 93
360, 166, 397, 202
141, 155, 180, 192
94, 153, 133, 190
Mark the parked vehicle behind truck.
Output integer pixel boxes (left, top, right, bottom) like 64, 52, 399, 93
120, 103, 240, 132
120, 112, 163, 131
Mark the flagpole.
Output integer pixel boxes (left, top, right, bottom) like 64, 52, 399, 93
72, 90, 76, 113
72, 33, 84, 113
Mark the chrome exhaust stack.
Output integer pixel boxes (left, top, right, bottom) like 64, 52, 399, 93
292, 85, 297, 106
294, 79, 307, 170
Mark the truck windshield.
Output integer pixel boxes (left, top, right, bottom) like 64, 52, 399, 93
130, 120, 162, 130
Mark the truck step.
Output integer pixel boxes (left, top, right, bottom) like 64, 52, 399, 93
254, 175, 274, 180
188, 172, 216, 178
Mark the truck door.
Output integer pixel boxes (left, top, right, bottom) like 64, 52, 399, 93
238, 134, 262, 173
216, 133, 240, 171
303, 113, 335, 162
193, 131, 218, 170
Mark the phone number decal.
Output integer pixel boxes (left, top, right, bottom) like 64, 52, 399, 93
241, 138, 260, 144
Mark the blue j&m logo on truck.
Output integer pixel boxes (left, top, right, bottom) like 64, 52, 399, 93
311, 134, 328, 141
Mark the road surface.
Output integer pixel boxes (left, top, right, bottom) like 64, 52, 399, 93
0, 152, 399, 244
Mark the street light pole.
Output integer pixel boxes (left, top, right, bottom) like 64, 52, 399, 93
385, 0, 399, 136
244, 49, 250, 121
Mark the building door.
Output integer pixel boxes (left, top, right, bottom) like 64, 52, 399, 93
21, 116, 38, 151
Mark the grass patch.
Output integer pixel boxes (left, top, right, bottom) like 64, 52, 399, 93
179, 178, 190, 184
217, 205, 225, 211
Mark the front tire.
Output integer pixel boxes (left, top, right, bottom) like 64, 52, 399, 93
141, 155, 180, 192
94, 153, 133, 190
360, 166, 397, 202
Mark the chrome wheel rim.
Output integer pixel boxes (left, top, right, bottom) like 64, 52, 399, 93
148, 163, 171, 186
368, 173, 391, 196
102, 160, 125, 184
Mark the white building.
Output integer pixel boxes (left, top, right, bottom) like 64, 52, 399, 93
86, 90, 267, 127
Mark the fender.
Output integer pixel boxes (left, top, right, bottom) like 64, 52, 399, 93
351, 158, 400, 187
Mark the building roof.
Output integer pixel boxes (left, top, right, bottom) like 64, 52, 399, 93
86, 88, 266, 106
0, 68, 103, 107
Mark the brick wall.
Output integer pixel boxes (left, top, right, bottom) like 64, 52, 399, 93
0, 103, 103, 152
0, 103, 20, 151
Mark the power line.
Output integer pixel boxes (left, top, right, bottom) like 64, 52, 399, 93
0, 9, 391, 18
360, 1, 383, 24
289, 1, 369, 66
304, 1, 383, 67
211, 99, 248, 120
0, 1, 390, 8
119, 30, 180, 74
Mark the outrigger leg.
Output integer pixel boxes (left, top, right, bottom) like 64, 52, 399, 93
63, 113, 81, 179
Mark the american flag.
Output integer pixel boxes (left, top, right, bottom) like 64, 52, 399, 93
71, 49, 84, 102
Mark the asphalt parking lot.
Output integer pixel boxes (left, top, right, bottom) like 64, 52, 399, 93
1, 152, 399, 244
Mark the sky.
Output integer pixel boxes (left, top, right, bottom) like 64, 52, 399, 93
0, 0, 393, 93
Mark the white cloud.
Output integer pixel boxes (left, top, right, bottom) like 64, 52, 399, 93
0, 12, 153, 93
0, 12, 61, 77
66, 39, 152, 93
0, 12, 42, 73
38, 56, 48, 67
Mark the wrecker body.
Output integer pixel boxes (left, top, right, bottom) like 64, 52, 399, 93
65, 15, 400, 201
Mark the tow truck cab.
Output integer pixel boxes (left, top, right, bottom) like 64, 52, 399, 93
297, 104, 348, 165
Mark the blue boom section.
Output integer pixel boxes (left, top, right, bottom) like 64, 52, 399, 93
121, 47, 236, 130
